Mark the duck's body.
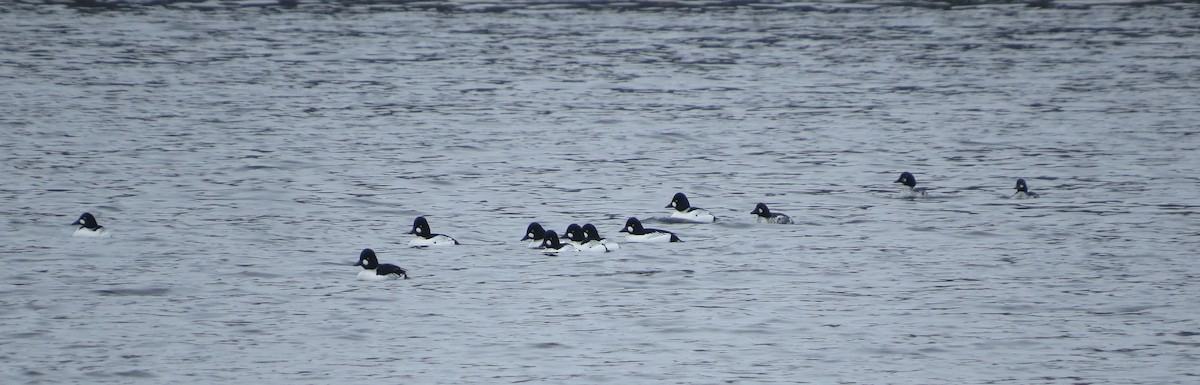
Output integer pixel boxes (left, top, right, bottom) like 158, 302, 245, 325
1012, 178, 1039, 199
73, 227, 111, 238
354, 248, 409, 281
751, 203, 793, 224
619, 217, 682, 243
521, 222, 547, 249
71, 212, 111, 238
894, 172, 929, 198
408, 216, 459, 247
665, 192, 717, 223
574, 240, 611, 253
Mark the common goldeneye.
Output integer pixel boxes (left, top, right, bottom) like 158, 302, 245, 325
521, 222, 547, 248
894, 172, 928, 198
1012, 178, 1039, 199
581, 223, 619, 252
665, 192, 717, 223
408, 216, 459, 247
354, 248, 409, 281
539, 230, 577, 255
618, 217, 682, 243
71, 212, 111, 238
562, 224, 587, 247
751, 203, 793, 224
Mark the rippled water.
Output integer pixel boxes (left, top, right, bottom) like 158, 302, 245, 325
2, 2, 1199, 384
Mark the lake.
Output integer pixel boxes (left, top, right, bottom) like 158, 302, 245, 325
1, 1, 1198, 383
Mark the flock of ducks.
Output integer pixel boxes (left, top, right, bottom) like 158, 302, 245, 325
68, 172, 1039, 281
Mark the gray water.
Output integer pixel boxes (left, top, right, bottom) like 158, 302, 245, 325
2, 2, 1199, 384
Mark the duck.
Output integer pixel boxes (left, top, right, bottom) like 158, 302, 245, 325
581, 224, 619, 252
751, 203, 794, 224
539, 230, 577, 255
665, 192, 717, 223
71, 212, 111, 238
893, 172, 928, 198
407, 216, 459, 247
562, 223, 587, 247
618, 217, 682, 243
521, 222, 547, 248
1012, 178, 1039, 199
354, 248, 409, 281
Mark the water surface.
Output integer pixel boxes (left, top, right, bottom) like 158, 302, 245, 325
1, 2, 1198, 384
